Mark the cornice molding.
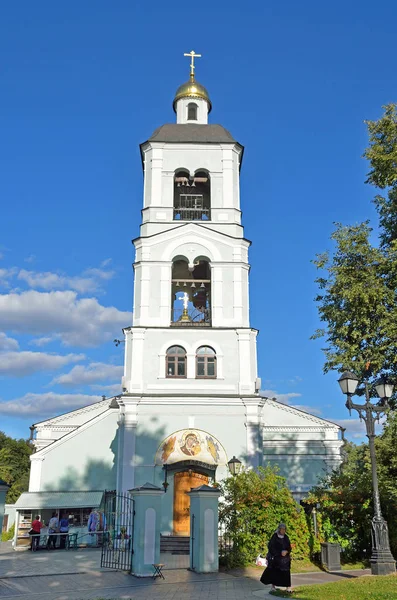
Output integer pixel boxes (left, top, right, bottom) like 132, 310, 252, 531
35, 399, 109, 427
263, 399, 340, 428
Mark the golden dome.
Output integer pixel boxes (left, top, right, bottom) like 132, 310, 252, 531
173, 75, 212, 113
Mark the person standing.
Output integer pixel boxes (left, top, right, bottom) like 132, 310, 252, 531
30, 515, 43, 551
59, 514, 69, 549
46, 512, 59, 550
87, 509, 99, 545
260, 523, 293, 594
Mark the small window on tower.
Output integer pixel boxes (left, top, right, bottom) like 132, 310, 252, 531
187, 103, 198, 121
166, 345, 187, 378
196, 346, 216, 378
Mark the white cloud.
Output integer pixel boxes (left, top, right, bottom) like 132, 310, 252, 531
91, 383, 122, 395
0, 290, 131, 347
17, 267, 115, 294
0, 268, 17, 288
261, 388, 302, 404
51, 362, 123, 386
24, 255, 36, 264
0, 332, 19, 352
29, 337, 55, 347
291, 404, 323, 416
0, 351, 84, 377
261, 388, 322, 416
101, 258, 112, 267
0, 392, 101, 417
336, 418, 385, 439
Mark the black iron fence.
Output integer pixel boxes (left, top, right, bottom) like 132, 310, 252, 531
218, 522, 237, 565
101, 490, 135, 571
171, 308, 211, 326
173, 207, 211, 221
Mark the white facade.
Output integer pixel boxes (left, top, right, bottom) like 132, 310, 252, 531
26, 71, 343, 529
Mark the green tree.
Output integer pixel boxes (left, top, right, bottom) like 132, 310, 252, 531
218, 465, 311, 567
306, 443, 373, 561
313, 103, 397, 387
312, 222, 397, 380
307, 415, 397, 560
0, 433, 33, 503
364, 104, 397, 247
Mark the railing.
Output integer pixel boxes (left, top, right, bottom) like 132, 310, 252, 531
173, 208, 211, 221
171, 308, 211, 326
218, 522, 236, 565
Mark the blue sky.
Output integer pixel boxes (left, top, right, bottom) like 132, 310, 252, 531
0, 0, 395, 441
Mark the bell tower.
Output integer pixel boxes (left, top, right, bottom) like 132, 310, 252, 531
119, 52, 263, 494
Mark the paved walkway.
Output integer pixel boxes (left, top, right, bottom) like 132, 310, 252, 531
0, 542, 370, 599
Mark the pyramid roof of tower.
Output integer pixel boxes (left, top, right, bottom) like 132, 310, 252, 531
147, 123, 237, 144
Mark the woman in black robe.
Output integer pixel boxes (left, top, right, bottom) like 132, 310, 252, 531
260, 523, 292, 593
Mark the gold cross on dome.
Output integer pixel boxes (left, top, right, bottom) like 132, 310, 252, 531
184, 50, 202, 77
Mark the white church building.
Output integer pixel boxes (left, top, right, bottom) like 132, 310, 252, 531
14, 55, 343, 545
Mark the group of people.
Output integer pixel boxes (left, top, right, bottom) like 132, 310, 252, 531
260, 522, 293, 594
30, 512, 70, 551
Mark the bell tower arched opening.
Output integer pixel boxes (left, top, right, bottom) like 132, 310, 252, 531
173, 169, 211, 221
171, 257, 211, 326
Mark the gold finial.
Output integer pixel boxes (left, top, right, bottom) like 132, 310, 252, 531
184, 50, 202, 79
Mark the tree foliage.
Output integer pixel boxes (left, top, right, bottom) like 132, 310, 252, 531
218, 465, 313, 567
312, 222, 397, 379
313, 104, 397, 389
307, 413, 397, 560
0, 432, 33, 503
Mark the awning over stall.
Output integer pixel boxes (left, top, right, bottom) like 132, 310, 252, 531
14, 490, 104, 510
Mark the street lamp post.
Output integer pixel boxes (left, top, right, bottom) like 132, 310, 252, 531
338, 371, 396, 575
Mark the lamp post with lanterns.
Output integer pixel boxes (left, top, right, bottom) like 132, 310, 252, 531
337, 371, 396, 575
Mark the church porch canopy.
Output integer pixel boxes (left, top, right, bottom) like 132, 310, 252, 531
14, 490, 104, 510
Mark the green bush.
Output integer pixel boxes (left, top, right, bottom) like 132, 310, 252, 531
218, 465, 312, 567
1, 523, 14, 542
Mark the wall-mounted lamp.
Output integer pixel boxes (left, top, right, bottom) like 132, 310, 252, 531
162, 464, 169, 492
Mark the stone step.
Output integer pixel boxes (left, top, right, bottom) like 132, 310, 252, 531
160, 535, 190, 555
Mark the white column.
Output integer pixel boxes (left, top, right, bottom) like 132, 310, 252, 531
138, 265, 150, 324
150, 148, 163, 206
211, 265, 223, 325
221, 147, 234, 209
29, 456, 44, 492
130, 329, 146, 392
233, 265, 243, 324
160, 263, 172, 325
244, 398, 265, 469
117, 402, 138, 493
186, 352, 195, 379
122, 328, 133, 392
237, 329, 254, 394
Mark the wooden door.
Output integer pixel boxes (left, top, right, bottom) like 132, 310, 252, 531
173, 471, 209, 535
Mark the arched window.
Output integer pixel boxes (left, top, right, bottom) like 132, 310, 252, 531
166, 346, 187, 378
187, 103, 198, 121
196, 346, 216, 378
173, 169, 211, 221
171, 258, 211, 326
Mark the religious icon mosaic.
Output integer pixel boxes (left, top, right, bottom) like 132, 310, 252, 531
155, 428, 227, 466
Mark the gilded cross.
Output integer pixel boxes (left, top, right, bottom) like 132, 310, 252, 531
184, 50, 202, 77
179, 292, 189, 310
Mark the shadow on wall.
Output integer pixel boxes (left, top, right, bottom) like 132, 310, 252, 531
43, 420, 172, 493
245, 427, 339, 491
44, 429, 120, 491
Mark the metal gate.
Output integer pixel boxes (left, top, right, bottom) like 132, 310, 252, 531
100, 490, 135, 571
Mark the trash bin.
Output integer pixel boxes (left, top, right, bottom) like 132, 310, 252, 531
321, 542, 341, 571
